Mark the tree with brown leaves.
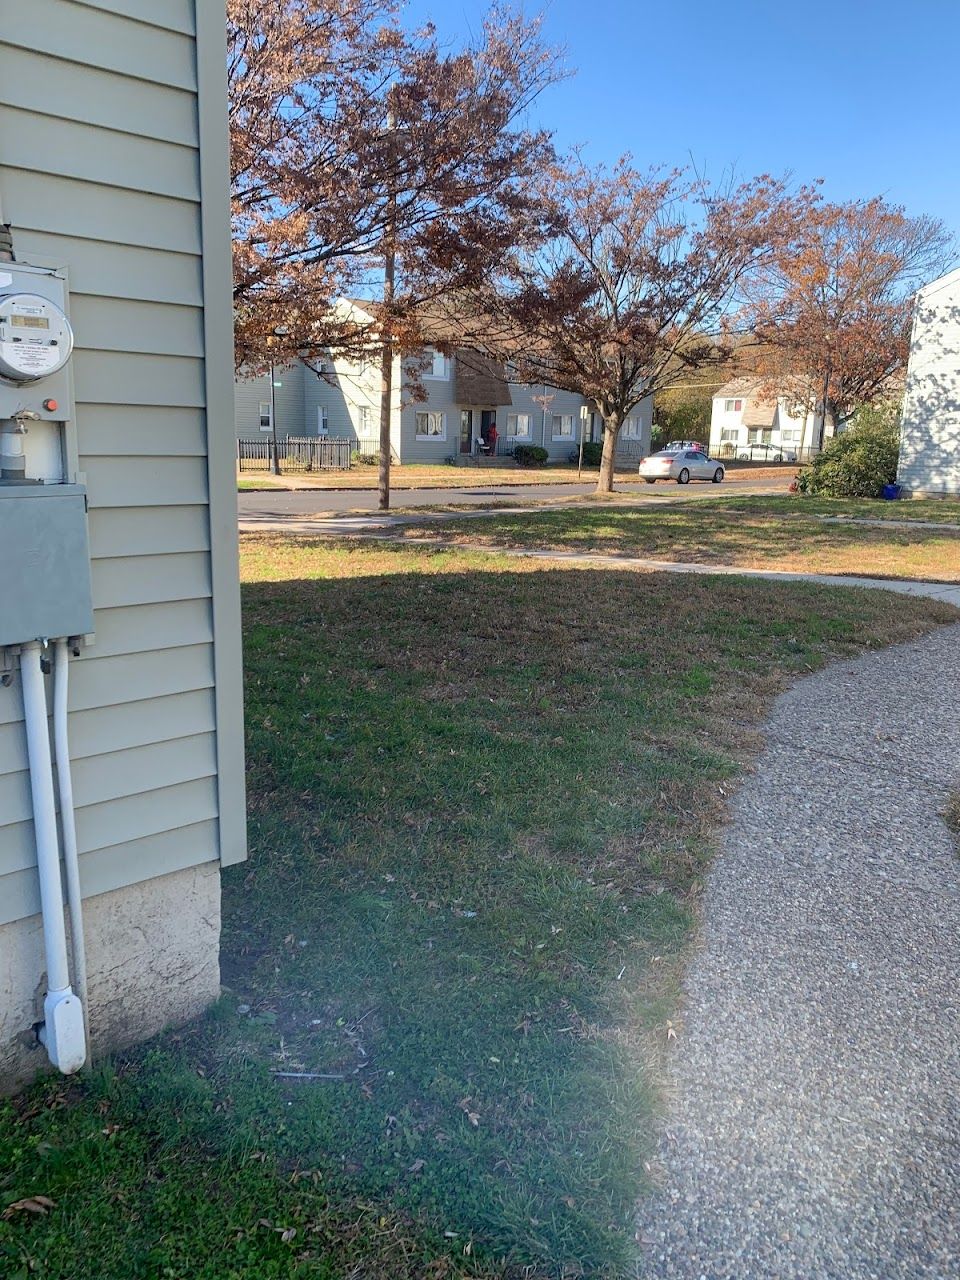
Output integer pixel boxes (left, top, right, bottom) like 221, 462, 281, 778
228, 0, 561, 505
743, 198, 953, 445
484, 158, 805, 493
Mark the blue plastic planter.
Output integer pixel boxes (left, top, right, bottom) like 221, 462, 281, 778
882, 483, 902, 501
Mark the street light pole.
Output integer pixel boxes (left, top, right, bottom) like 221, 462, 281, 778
269, 355, 280, 476
267, 324, 289, 477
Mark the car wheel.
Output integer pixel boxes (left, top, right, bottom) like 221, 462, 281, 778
773, 453, 783, 462
677, 468, 690, 484
644, 478, 656, 484
712, 468, 724, 483
738, 452, 750, 460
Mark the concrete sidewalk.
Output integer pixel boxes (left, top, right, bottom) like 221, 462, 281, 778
239, 516, 960, 609
636, 621, 960, 1278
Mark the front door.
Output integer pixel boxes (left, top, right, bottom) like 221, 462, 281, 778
459, 409, 473, 454
480, 410, 497, 453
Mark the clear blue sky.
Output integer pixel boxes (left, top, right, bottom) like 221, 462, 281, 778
404, 0, 960, 242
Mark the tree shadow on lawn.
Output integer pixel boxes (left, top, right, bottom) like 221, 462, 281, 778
2, 550, 953, 1280
222, 547, 958, 1274
404, 505, 960, 582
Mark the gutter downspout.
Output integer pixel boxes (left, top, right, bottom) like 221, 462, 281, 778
20, 641, 85, 1074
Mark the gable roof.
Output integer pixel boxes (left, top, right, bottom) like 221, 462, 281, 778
714, 377, 759, 400
742, 398, 777, 427
454, 351, 513, 407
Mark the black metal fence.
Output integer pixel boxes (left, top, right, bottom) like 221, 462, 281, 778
716, 443, 820, 465
237, 436, 353, 473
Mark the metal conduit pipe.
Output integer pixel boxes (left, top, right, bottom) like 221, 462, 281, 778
20, 640, 85, 1074
54, 638, 89, 1068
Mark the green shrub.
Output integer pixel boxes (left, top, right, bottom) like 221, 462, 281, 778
797, 409, 900, 498
513, 444, 549, 467
579, 441, 604, 467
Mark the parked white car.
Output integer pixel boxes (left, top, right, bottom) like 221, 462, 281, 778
737, 442, 797, 462
638, 448, 725, 484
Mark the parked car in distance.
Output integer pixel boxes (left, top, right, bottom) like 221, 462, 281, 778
737, 442, 797, 462
663, 439, 706, 451
638, 449, 725, 484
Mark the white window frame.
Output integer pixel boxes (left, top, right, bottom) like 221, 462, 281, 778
317, 405, 329, 436
506, 412, 532, 440
424, 349, 449, 380
621, 417, 643, 440
720, 427, 739, 443
358, 405, 372, 435
415, 410, 446, 440
258, 401, 272, 432
724, 398, 743, 413
551, 413, 574, 440
780, 427, 801, 443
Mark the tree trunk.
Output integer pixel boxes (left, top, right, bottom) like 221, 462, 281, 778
378, 112, 397, 512
596, 417, 620, 494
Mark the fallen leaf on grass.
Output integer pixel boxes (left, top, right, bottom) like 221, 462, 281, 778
2, 1196, 55, 1220
407, 1158, 425, 1174
458, 1098, 480, 1126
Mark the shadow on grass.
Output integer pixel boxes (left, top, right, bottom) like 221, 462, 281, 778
1, 544, 956, 1280
402, 501, 960, 582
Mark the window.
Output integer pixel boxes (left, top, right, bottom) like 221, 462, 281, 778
317, 405, 329, 436
506, 412, 531, 439
416, 410, 446, 439
780, 427, 800, 443
425, 349, 449, 379
621, 417, 643, 439
551, 413, 574, 439
720, 428, 738, 442
258, 401, 271, 432
724, 398, 743, 413
748, 428, 774, 444
358, 405, 372, 434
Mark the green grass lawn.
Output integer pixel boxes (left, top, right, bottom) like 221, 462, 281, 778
398, 497, 960, 582
1, 539, 956, 1279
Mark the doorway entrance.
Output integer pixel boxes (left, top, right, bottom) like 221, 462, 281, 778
459, 409, 473, 455
480, 410, 497, 453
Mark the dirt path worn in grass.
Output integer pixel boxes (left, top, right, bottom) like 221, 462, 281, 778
637, 622, 960, 1279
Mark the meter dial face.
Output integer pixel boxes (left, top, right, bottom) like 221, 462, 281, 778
0, 293, 74, 383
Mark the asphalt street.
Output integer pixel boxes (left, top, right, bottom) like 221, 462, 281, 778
237, 473, 788, 523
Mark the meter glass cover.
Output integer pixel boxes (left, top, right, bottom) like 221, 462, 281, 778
11, 315, 49, 330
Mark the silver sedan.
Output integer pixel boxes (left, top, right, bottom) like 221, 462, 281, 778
638, 448, 725, 485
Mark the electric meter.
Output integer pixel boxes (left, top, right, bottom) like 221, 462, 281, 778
0, 293, 74, 383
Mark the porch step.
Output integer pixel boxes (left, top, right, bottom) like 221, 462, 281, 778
452, 455, 517, 468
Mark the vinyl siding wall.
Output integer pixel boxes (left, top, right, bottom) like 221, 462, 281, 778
0, 0, 244, 929
235, 364, 306, 440
898, 269, 960, 496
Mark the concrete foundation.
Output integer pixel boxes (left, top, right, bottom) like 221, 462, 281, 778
0, 861, 221, 1093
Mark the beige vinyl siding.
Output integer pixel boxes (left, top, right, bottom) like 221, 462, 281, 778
0, 0, 244, 927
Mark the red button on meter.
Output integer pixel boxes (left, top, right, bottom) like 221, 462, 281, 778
42, 399, 58, 412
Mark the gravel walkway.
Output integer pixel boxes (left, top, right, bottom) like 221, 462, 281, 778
637, 622, 960, 1279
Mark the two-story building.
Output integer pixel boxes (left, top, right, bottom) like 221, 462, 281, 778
236, 301, 653, 464
709, 378, 818, 459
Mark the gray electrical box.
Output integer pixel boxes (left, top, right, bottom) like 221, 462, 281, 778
0, 486, 94, 646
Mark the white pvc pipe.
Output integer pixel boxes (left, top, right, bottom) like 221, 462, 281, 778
54, 638, 89, 1066
20, 641, 86, 1074
20, 642, 71, 995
